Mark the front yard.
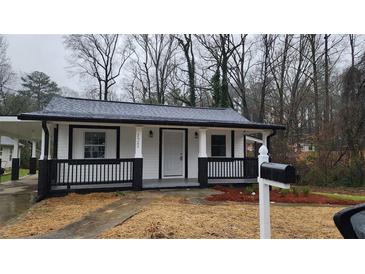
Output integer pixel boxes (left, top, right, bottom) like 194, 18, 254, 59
0, 169, 29, 183
0, 186, 355, 239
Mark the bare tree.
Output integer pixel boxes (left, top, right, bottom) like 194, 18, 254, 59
64, 34, 132, 100
228, 34, 254, 117
174, 34, 196, 106
131, 34, 178, 104
258, 34, 275, 122
0, 36, 15, 98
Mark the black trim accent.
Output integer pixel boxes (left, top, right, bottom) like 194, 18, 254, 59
11, 158, 20, 180
243, 135, 247, 157
42, 121, 49, 159
231, 130, 235, 158
19, 114, 286, 130
159, 128, 188, 179
68, 124, 120, 159
198, 157, 208, 187
53, 125, 58, 159
29, 157, 37, 174
159, 128, 162, 179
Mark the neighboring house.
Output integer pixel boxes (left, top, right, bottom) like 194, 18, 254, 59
0, 136, 22, 169
296, 143, 315, 153
16, 96, 284, 198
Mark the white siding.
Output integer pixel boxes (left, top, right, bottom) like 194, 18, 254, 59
0, 146, 12, 168
119, 126, 135, 158
56, 123, 241, 180
234, 131, 244, 157
57, 124, 69, 159
142, 127, 159, 179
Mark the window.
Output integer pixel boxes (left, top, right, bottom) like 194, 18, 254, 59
84, 132, 105, 159
211, 135, 226, 157
9, 148, 12, 161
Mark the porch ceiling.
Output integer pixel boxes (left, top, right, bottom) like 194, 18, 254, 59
0, 116, 42, 140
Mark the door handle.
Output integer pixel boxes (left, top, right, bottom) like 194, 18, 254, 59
179, 155, 183, 161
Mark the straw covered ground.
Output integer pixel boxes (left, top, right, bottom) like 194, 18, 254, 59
99, 197, 344, 239
0, 192, 120, 238
0, 190, 346, 239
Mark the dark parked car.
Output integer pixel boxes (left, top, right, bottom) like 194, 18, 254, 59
334, 204, 365, 239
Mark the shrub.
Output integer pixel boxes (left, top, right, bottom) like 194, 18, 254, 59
291, 187, 300, 197
301, 186, 311, 196
244, 185, 254, 195
279, 189, 290, 197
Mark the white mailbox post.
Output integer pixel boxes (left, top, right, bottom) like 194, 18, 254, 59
258, 145, 291, 239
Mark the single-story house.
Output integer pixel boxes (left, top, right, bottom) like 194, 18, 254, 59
15, 96, 284, 199
0, 136, 23, 169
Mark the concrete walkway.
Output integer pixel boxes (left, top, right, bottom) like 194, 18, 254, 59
0, 175, 37, 226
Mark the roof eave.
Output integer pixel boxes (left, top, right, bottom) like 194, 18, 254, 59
18, 113, 285, 130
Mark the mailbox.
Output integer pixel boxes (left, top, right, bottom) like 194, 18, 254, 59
260, 163, 296, 184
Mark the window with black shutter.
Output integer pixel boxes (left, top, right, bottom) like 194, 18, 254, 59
211, 135, 226, 157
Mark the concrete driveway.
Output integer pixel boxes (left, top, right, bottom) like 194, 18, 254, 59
0, 175, 37, 226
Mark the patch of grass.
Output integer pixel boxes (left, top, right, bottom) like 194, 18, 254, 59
313, 192, 365, 202
279, 189, 290, 197
115, 191, 125, 197
0, 169, 29, 183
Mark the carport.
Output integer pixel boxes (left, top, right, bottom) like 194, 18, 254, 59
0, 116, 42, 180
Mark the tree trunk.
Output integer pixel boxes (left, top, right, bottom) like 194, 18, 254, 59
324, 34, 330, 124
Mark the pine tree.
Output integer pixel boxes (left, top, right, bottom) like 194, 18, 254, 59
19, 71, 60, 110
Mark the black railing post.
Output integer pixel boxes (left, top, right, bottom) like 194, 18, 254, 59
198, 157, 208, 188
29, 157, 37, 175
133, 158, 143, 191
37, 159, 51, 201
11, 158, 20, 181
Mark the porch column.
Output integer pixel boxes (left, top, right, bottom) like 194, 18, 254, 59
29, 141, 37, 175
37, 121, 50, 201
133, 126, 143, 190
198, 128, 208, 187
134, 126, 143, 158
11, 138, 20, 181
198, 128, 207, 158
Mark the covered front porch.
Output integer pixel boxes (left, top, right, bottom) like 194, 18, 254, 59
37, 123, 271, 197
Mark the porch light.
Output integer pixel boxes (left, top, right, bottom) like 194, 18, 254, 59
194, 132, 198, 139
149, 130, 154, 138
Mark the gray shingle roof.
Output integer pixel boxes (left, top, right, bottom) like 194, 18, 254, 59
18, 96, 285, 130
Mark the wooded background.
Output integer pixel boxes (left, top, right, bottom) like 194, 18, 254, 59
1, 34, 364, 186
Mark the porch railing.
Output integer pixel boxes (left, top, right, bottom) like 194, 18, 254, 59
207, 157, 258, 179
49, 158, 136, 187
37, 157, 143, 199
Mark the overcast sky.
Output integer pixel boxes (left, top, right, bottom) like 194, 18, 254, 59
5, 34, 81, 91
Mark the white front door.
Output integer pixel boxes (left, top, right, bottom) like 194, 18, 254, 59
163, 130, 184, 177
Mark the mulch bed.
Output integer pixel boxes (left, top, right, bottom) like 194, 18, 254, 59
206, 185, 363, 205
